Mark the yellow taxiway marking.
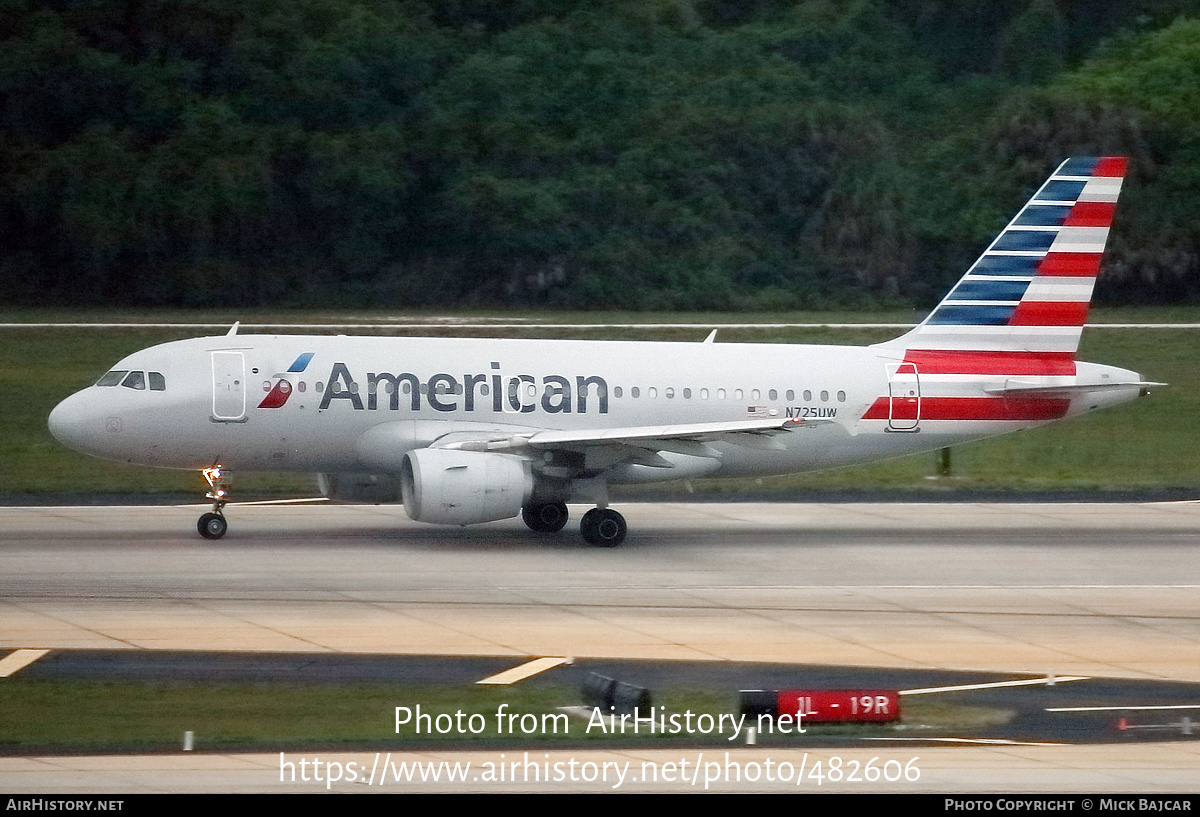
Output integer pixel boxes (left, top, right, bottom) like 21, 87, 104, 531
0, 649, 50, 678
478, 657, 569, 685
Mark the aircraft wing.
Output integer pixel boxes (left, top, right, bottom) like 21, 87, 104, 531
433, 416, 828, 462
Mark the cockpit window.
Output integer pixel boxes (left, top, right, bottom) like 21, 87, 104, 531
148, 372, 165, 391
96, 370, 127, 387
121, 371, 146, 390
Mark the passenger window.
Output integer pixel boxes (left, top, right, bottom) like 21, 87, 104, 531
96, 370, 127, 387
121, 371, 146, 390
837, 390, 846, 402
769, 389, 777, 401
148, 372, 165, 391
614, 386, 623, 398
786, 389, 794, 401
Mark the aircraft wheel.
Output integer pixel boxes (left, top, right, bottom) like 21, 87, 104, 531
523, 502, 569, 533
198, 512, 227, 540
580, 508, 626, 547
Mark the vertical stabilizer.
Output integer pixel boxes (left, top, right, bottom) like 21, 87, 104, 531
877, 156, 1126, 361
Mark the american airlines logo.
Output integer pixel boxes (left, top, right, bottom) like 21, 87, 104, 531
302, 361, 609, 415
257, 352, 314, 410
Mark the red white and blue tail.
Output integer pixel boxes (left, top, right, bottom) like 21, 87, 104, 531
879, 156, 1126, 358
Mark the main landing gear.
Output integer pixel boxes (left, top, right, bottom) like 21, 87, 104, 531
520, 502, 627, 546
580, 507, 626, 547
522, 502, 569, 533
197, 465, 229, 540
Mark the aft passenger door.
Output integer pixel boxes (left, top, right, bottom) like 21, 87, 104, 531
211, 351, 247, 422
888, 362, 920, 431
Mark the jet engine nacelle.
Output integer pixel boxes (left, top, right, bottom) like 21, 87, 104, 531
400, 448, 533, 525
317, 472, 402, 504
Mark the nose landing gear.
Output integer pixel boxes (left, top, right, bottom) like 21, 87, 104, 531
198, 465, 229, 540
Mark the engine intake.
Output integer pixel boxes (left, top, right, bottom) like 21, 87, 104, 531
400, 448, 532, 525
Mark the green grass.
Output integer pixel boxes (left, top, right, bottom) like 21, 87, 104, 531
0, 679, 1007, 752
2, 308, 1197, 497
0, 680, 586, 751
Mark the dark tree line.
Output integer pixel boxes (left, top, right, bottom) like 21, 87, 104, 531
3, 0, 1200, 309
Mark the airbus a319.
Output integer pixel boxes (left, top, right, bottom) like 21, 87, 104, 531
49, 157, 1158, 546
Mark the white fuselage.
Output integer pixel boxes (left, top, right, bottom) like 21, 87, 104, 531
47, 333, 1144, 483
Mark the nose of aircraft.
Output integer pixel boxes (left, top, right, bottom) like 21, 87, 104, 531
48, 391, 93, 453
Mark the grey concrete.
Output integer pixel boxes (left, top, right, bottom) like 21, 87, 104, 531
3, 501, 1199, 678
4, 745, 1200, 793
2, 501, 1199, 792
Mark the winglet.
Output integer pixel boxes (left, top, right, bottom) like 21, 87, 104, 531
226, 322, 240, 337
703, 329, 718, 344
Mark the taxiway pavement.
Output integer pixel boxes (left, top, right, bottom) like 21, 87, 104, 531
3, 501, 1199, 678
4, 501, 1199, 793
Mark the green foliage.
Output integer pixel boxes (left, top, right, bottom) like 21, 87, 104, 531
996, 0, 1066, 83
3, 1, 1200, 309
989, 17, 1200, 302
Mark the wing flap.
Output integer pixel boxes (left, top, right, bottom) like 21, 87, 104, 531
437, 416, 825, 456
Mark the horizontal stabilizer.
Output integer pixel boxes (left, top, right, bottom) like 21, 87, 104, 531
984, 380, 1164, 396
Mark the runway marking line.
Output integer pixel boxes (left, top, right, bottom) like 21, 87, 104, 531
477, 657, 568, 685
900, 675, 1089, 696
1046, 704, 1200, 712
0, 649, 50, 678
865, 736, 1065, 746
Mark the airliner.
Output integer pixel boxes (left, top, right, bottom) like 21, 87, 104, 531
48, 157, 1157, 545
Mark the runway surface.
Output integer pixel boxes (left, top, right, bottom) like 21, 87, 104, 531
3, 501, 1199, 678
3, 500, 1200, 792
